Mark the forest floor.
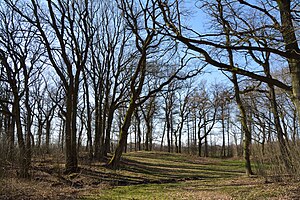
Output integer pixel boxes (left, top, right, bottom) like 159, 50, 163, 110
0, 151, 300, 199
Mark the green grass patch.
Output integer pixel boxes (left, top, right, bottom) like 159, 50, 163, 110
80, 151, 299, 199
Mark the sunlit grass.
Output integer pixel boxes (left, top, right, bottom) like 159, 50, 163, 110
82, 151, 248, 199
80, 151, 298, 199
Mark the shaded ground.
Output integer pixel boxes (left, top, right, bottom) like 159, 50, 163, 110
0, 151, 299, 199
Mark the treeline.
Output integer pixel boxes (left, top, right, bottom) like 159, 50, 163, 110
0, 0, 300, 178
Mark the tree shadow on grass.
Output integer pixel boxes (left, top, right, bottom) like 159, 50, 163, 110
119, 157, 243, 183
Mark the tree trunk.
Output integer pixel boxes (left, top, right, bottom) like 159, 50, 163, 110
14, 100, 30, 178
83, 70, 93, 160
104, 105, 115, 155
277, 0, 300, 126
65, 84, 78, 174
94, 93, 104, 161
8, 115, 15, 157
178, 120, 184, 154
45, 120, 51, 154
219, 3, 254, 175
135, 110, 142, 151
204, 120, 208, 157
166, 108, 171, 153
107, 98, 136, 169
160, 119, 166, 151
221, 105, 226, 157
187, 115, 190, 154
232, 73, 253, 176
145, 121, 151, 151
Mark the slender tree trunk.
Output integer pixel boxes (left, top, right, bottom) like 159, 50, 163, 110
166, 109, 171, 153
8, 115, 15, 157
197, 118, 202, 157
204, 119, 208, 157
145, 120, 150, 151
227, 109, 230, 157
135, 110, 142, 151
178, 120, 184, 153
45, 120, 51, 154
221, 105, 226, 157
160, 119, 166, 151
170, 113, 174, 153
231, 73, 253, 176
107, 98, 136, 169
94, 93, 104, 161
37, 119, 43, 149
268, 80, 292, 170
187, 115, 190, 154
83, 70, 93, 160
219, 2, 253, 175
104, 105, 115, 155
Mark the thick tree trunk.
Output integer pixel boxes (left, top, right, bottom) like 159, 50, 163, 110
277, 1, 300, 124
65, 84, 78, 174
94, 92, 104, 161
24, 84, 32, 178
14, 100, 30, 178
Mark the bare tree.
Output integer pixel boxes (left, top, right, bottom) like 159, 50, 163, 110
107, 0, 200, 169
0, 3, 43, 177
6, 0, 96, 173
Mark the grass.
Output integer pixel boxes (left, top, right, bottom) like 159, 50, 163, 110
81, 151, 298, 199
1, 151, 299, 199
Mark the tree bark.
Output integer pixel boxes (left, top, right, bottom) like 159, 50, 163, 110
65, 83, 78, 174
107, 98, 136, 169
277, 0, 300, 131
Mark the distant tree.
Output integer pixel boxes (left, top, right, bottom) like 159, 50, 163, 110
161, 82, 177, 153
141, 96, 156, 151
189, 83, 218, 157
173, 82, 192, 153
